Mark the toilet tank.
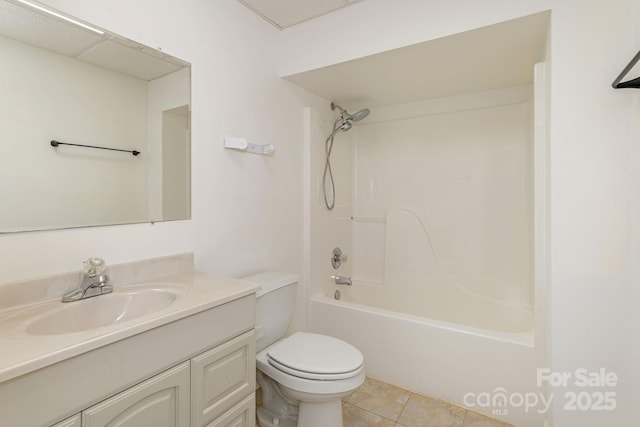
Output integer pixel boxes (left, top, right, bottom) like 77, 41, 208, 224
242, 272, 298, 352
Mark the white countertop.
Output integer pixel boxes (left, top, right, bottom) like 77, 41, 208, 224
0, 271, 259, 383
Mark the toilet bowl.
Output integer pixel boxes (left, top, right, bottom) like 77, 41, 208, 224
257, 332, 364, 427
243, 272, 365, 427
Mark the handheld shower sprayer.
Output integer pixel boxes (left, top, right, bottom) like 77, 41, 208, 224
323, 103, 371, 210
331, 102, 370, 134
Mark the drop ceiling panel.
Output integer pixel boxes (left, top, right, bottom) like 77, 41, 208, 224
238, 0, 363, 29
0, 0, 103, 56
78, 38, 184, 81
284, 12, 549, 108
1, 0, 188, 82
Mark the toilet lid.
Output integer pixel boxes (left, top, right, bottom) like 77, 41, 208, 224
267, 332, 364, 380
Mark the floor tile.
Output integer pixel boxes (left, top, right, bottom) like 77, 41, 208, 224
347, 377, 411, 420
397, 393, 465, 427
463, 410, 513, 427
343, 402, 396, 427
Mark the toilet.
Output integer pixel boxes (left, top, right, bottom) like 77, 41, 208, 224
243, 272, 365, 427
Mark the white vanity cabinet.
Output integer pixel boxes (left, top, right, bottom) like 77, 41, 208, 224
0, 292, 258, 427
45, 330, 256, 427
82, 362, 191, 427
47, 330, 256, 427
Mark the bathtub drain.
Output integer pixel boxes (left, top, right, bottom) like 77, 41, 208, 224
334, 290, 341, 300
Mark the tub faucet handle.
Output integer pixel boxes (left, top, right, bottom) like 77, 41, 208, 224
331, 247, 348, 269
331, 275, 352, 286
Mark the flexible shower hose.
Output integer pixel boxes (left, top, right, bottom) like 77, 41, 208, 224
322, 119, 341, 210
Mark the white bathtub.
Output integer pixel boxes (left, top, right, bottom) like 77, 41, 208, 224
308, 293, 544, 427
340, 276, 534, 336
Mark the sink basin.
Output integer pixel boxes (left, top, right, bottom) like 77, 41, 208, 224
26, 283, 188, 335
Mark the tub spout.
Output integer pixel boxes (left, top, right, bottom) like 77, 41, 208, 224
331, 275, 352, 286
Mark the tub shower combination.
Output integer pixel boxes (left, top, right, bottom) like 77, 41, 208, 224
307, 78, 547, 427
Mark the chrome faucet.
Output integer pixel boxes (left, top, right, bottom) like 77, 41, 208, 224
62, 257, 112, 302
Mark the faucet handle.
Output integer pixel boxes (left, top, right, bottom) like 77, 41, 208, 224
331, 247, 348, 269
84, 257, 106, 276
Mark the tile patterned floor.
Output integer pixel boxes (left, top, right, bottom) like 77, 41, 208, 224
343, 377, 514, 427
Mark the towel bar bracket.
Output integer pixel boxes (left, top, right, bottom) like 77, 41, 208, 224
612, 50, 640, 89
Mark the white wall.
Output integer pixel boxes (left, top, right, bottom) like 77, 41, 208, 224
281, 0, 638, 425
0, 0, 304, 290
632, 6, 640, 426
0, 34, 148, 231
548, 1, 636, 425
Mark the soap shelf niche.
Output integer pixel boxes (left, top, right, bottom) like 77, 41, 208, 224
224, 137, 275, 155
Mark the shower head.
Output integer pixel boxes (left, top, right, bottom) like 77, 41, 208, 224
330, 102, 370, 137
324, 103, 371, 211
351, 108, 370, 122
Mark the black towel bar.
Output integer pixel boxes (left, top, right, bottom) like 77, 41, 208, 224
50, 140, 140, 156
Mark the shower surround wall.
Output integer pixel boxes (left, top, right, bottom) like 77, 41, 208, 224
349, 87, 533, 329
308, 86, 535, 326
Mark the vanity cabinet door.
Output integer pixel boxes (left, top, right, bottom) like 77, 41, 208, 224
191, 330, 256, 427
205, 395, 255, 427
82, 361, 190, 427
51, 413, 81, 427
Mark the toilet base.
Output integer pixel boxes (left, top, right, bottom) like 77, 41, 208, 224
257, 368, 353, 427
257, 407, 297, 427
257, 401, 343, 427
297, 399, 343, 427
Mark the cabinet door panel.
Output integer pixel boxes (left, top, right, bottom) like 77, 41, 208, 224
51, 413, 81, 427
83, 361, 190, 427
192, 330, 255, 427
205, 395, 255, 427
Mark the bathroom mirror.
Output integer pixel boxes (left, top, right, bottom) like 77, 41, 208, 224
0, 0, 191, 233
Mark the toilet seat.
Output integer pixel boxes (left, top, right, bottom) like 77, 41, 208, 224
267, 332, 364, 380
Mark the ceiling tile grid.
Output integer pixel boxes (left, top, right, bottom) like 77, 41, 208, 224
237, 0, 364, 29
